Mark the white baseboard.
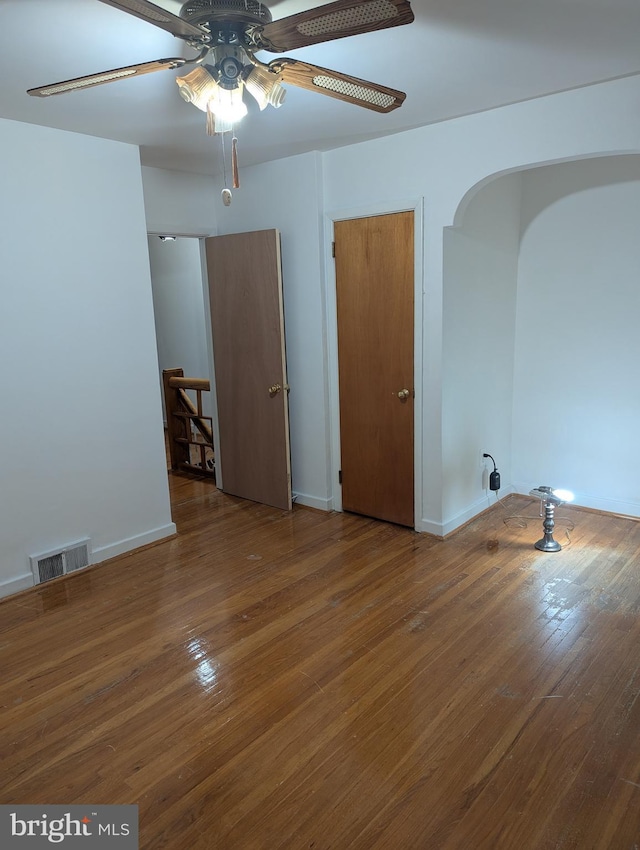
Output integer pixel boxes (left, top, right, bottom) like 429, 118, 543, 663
0, 523, 177, 602
415, 518, 445, 537
513, 485, 640, 519
91, 522, 177, 564
0, 573, 34, 600
292, 493, 332, 512
418, 486, 516, 537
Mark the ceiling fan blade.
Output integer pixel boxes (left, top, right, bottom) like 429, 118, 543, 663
259, 0, 414, 52
27, 58, 187, 97
273, 59, 405, 113
97, 0, 209, 41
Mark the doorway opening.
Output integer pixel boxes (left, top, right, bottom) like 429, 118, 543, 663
147, 234, 218, 495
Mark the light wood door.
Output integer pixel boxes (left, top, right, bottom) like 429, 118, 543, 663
335, 211, 414, 527
205, 229, 292, 510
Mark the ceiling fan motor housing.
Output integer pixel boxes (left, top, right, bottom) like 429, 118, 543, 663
209, 48, 247, 88
180, 0, 273, 28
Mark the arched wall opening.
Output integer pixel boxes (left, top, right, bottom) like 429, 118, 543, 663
441, 152, 640, 528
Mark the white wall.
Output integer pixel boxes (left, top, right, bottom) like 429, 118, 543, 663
442, 173, 522, 531
512, 155, 640, 516
148, 236, 212, 419
141, 165, 218, 237
0, 118, 175, 598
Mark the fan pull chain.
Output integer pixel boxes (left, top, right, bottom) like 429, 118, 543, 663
220, 130, 232, 206
220, 130, 228, 186
206, 101, 216, 136
232, 136, 240, 189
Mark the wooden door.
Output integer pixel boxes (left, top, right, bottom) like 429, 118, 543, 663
205, 229, 292, 510
334, 212, 414, 527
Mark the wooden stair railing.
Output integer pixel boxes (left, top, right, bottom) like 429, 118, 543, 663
162, 368, 215, 479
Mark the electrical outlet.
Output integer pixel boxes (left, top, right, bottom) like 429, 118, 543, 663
479, 450, 488, 469
481, 451, 500, 492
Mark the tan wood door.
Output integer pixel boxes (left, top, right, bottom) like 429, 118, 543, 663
334, 211, 414, 527
205, 229, 292, 510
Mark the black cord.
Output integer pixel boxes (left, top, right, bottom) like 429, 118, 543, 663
483, 453, 497, 472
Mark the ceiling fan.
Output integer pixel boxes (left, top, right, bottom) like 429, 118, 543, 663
27, 0, 415, 124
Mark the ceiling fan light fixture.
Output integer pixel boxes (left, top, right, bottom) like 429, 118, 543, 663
176, 66, 219, 111
209, 84, 248, 129
244, 64, 286, 110
177, 62, 249, 130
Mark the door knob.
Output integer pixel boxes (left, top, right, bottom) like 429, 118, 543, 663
397, 389, 411, 400
268, 383, 282, 395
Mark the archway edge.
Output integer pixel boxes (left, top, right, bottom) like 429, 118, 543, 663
451, 149, 640, 229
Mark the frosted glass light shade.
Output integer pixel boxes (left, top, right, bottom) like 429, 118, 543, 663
211, 86, 248, 127
244, 65, 286, 110
176, 66, 219, 112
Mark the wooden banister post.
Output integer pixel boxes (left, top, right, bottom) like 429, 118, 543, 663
163, 368, 190, 471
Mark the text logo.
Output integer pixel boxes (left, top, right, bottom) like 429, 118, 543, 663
1, 806, 138, 848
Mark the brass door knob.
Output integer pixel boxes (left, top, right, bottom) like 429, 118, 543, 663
397, 389, 411, 400
268, 384, 282, 395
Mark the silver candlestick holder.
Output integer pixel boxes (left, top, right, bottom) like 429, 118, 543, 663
529, 486, 574, 552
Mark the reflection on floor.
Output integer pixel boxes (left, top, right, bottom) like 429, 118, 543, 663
2, 490, 640, 848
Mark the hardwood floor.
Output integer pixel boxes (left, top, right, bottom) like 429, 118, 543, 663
2, 476, 640, 849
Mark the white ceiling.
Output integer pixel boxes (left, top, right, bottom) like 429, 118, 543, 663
2, 0, 640, 177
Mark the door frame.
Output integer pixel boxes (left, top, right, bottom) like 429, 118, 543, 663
147, 229, 224, 489
324, 199, 424, 529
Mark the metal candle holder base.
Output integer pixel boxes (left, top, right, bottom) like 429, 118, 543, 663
534, 499, 562, 551
529, 485, 573, 553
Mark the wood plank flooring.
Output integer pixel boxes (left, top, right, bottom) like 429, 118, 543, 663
2, 476, 640, 848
